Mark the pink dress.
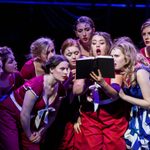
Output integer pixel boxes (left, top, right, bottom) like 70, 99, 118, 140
0, 75, 66, 150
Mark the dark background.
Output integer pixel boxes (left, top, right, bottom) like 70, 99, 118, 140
0, 0, 150, 69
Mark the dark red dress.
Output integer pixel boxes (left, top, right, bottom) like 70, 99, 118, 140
0, 75, 66, 150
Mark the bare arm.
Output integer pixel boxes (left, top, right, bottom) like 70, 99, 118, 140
20, 90, 38, 141
90, 69, 122, 98
119, 69, 150, 109
73, 79, 86, 95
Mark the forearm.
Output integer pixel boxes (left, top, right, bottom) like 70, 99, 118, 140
98, 79, 119, 99
122, 94, 150, 109
20, 113, 31, 138
73, 79, 85, 95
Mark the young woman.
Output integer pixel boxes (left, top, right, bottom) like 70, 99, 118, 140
0, 55, 69, 150
111, 39, 150, 149
20, 37, 56, 80
74, 16, 95, 57
61, 32, 129, 150
0, 46, 24, 102
42, 38, 82, 150
140, 18, 150, 63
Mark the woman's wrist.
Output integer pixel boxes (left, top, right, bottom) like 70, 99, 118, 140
98, 79, 106, 87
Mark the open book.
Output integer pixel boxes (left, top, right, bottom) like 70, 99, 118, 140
76, 56, 115, 79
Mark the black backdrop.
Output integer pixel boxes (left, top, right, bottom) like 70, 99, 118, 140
0, 1, 150, 69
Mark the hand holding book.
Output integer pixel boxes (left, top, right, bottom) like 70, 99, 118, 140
76, 56, 115, 79
90, 69, 105, 85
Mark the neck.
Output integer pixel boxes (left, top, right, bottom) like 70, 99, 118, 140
0, 72, 10, 80
145, 47, 150, 57
45, 74, 58, 86
79, 40, 90, 51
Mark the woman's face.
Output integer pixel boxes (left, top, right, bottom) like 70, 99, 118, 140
0, 60, 3, 75
4, 54, 17, 72
111, 48, 127, 71
52, 61, 69, 82
91, 35, 108, 57
75, 23, 94, 45
63, 46, 81, 68
142, 26, 150, 47
41, 43, 56, 62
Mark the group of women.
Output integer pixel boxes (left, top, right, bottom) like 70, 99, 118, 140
0, 16, 150, 150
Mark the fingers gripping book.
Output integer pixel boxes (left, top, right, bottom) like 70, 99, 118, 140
76, 56, 115, 79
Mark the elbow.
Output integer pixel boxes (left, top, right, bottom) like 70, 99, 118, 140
73, 85, 84, 95
73, 88, 83, 95
111, 94, 119, 101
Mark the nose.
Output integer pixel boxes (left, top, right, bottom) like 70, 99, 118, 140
145, 33, 149, 39
48, 53, 54, 59
64, 69, 69, 75
82, 30, 87, 36
72, 54, 76, 59
14, 60, 17, 66
96, 43, 100, 47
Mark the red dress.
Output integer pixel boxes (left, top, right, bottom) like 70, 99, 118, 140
0, 75, 66, 150
20, 59, 36, 80
140, 47, 150, 63
0, 71, 24, 102
60, 78, 130, 150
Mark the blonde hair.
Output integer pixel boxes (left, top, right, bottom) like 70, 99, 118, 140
111, 40, 137, 87
30, 37, 54, 58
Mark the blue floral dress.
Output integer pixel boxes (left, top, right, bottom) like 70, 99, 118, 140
123, 65, 150, 150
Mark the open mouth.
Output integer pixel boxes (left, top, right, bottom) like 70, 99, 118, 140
96, 49, 101, 55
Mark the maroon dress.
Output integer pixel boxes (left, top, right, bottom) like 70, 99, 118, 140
0, 71, 24, 102
20, 59, 36, 80
140, 47, 150, 63
0, 75, 66, 150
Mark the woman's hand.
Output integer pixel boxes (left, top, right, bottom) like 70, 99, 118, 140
28, 127, 44, 143
28, 131, 41, 143
73, 117, 81, 133
90, 69, 105, 85
71, 69, 76, 82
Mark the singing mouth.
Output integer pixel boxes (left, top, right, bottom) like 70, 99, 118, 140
96, 49, 101, 55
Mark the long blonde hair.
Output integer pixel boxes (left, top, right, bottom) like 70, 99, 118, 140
111, 40, 137, 87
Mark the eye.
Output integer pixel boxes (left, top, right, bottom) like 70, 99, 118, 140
74, 51, 79, 55
142, 32, 146, 36
85, 28, 91, 31
66, 53, 72, 57
77, 29, 83, 33
92, 42, 96, 45
50, 49, 55, 53
100, 42, 105, 45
